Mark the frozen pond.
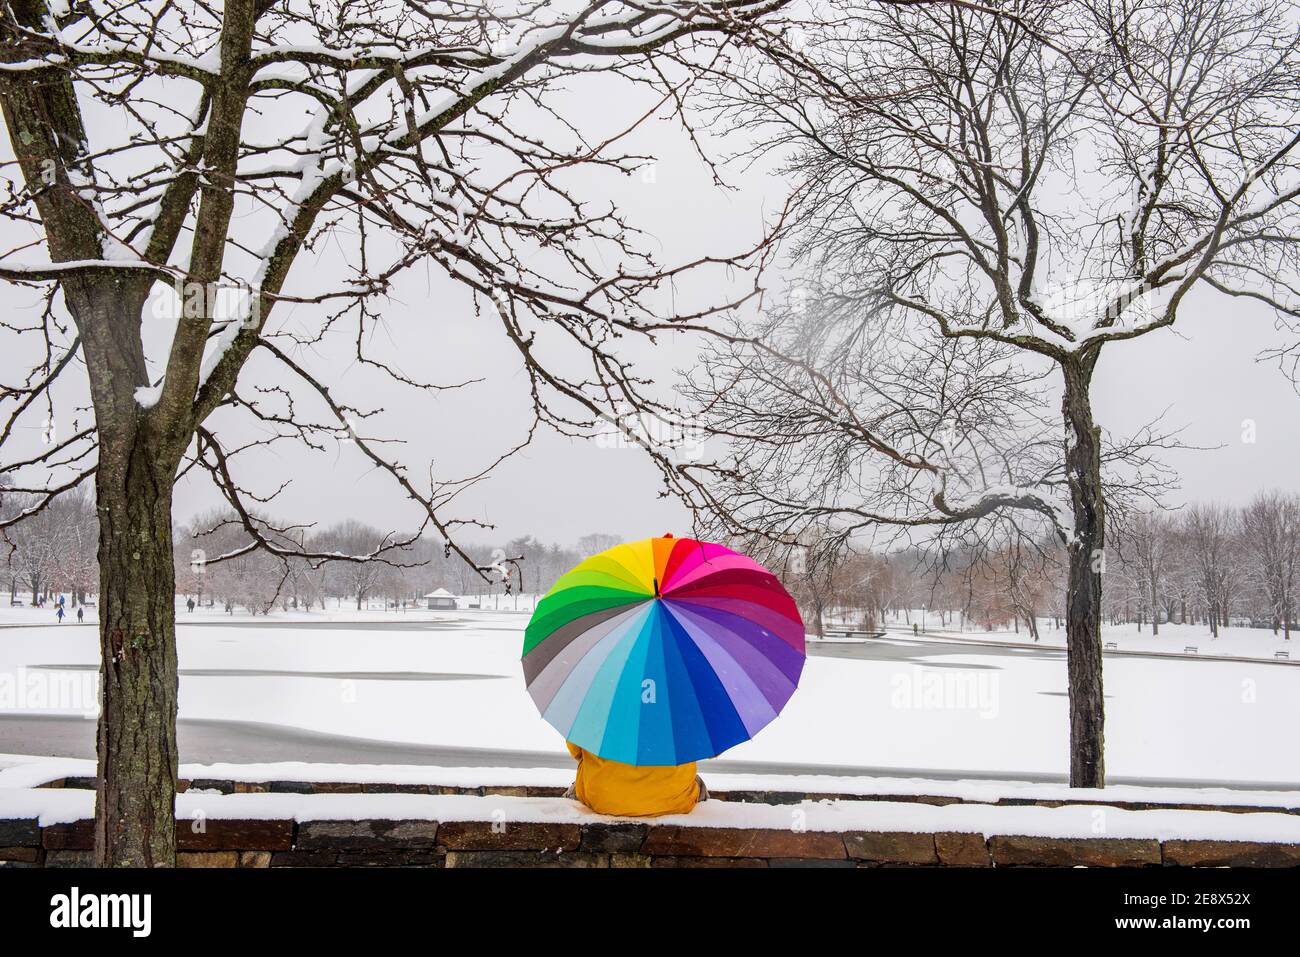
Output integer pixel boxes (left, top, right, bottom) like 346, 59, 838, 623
0, 610, 1296, 788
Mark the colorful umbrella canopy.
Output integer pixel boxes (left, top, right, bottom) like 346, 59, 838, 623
522, 535, 805, 765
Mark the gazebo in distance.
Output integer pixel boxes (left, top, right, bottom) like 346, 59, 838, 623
423, 588, 458, 611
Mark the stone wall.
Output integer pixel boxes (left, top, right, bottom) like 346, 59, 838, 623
5, 777, 1296, 868
35, 775, 1300, 817
4, 815, 1300, 868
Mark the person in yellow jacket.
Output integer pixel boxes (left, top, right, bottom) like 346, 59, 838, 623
564, 741, 709, 816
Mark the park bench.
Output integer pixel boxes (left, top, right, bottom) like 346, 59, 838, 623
1104, 642, 1117, 650
1184, 646, 1198, 654
1275, 651, 1290, 660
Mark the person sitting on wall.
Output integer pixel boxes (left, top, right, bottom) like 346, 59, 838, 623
563, 741, 707, 816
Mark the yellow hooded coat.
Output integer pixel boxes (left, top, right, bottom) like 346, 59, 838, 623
566, 742, 700, 817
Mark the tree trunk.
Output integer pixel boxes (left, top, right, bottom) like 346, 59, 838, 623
1150, 580, 1159, 636
1061, 357, 1106, 789
93, 433, 180, 867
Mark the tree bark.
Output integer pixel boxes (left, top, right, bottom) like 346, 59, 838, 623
93, 429, 180, 867
1061, 356, 1106, 788
1150, 580, 1159, 636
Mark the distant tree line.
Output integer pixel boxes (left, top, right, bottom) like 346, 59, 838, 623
771, 490, 1299, 641
5, 489, 1294, 643
0, 489, 626, 615
168, 516, 622, 615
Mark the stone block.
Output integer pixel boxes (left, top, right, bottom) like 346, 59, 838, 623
935, 831, 991, 866
989, 835, 1161, 867
437, 821, 581, 852
1162, 840, 1300, 867
296, 819, 438, 851
0, 819, 40, 847
643, 827, 845, 860
444, 850, 605, 868
177, 851, 238, 868
178, 818, 295, 851
42, 820, 93, 851
844, 831, 937, 865
580, 823, 648, 854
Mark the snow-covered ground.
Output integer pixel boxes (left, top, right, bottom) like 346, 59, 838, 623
872, 612, 1295, 662
1, 608, 1296, 788
5, 752, 1298, 812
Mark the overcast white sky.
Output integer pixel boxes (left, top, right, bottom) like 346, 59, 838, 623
3, 65, 1298, 549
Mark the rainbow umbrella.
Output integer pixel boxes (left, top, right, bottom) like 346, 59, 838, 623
522, 535, 805, 765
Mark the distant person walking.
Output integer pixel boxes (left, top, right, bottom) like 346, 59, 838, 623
77, 606, 84, 623
55, 604, 65, 623
187, 597, 195, 613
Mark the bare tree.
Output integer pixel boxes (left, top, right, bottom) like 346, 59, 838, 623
754, 527, 846, 637
1000, 529, 1054, 640
0, 0, 788, 864
576, 532, 622, 557
1118, 511, 1175, 635
3, 485, 94, 603
61, 491, 98, 605
317, 521, 400, 610
1240, 490, 1300, 638
288, 553, 331, 611
673, 0, 1300, 786
5, 496, 55, 602
1183, 502, 1241, 637
185, 507, 295, 612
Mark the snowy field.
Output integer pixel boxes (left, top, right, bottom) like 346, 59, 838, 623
866, 611, 1297, 662
1, 606, 1296, 789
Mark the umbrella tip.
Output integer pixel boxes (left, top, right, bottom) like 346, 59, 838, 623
662, 532, 673, 538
